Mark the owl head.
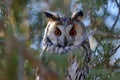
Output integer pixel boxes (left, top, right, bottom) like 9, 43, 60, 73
42, 10, 88, 54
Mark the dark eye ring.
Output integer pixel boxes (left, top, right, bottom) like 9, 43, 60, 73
54, 29, 61, 36
70, 30, 76, 36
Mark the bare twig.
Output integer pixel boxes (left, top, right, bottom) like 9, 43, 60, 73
108, 44, 120, 57
106, 44, 120, 68
111, 0, 120, 32
89, 30, 120, 39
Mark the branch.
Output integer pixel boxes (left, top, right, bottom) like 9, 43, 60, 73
23, 49, 60, 80
89, 30, 120, 39
5, 35, 59, 80
111, 0, 120, 32
18, 39, 60, 80
107, 44, 120, 57
92, 44, 120, 68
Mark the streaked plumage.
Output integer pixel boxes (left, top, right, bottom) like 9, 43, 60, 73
36, 10, 91, 80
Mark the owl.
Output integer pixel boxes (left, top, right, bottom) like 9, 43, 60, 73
36, 10, 91, 80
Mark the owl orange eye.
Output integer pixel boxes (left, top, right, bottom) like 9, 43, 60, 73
70, 30, 76, 36
54, 29, 61, 36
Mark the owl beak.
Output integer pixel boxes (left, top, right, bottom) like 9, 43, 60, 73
64, 36, 67, 47
56, 37, 68, 48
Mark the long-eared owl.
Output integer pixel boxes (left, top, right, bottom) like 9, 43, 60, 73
37, 10, 91, 80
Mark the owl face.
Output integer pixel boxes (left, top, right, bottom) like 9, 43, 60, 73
42, 11, 88, 54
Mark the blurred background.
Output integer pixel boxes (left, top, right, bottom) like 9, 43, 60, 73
0, 0, 120, 80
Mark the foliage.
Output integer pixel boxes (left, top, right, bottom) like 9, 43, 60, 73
0, 0, 120, 80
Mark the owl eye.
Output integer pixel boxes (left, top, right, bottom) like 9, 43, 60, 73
54, 29, 61, 36
70, 28, 76, 36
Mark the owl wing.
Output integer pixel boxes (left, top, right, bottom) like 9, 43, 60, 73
66, 38, 91, 80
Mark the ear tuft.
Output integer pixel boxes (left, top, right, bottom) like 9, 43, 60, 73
71, 10, 83, 21
44, 11, 60, 21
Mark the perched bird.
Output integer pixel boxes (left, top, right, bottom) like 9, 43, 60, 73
35, 10, 91, 80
